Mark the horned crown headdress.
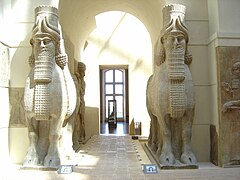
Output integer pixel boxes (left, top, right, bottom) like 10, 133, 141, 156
32, 6, 60, 42
29, 6, 68, 69
155, 4, 192, 66
161, 4, 189, 43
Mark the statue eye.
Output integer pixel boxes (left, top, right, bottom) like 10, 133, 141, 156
178, 36, 185, 42
34, 39, 40, 45
43, 39, 51, 45
167, 36, 174, 43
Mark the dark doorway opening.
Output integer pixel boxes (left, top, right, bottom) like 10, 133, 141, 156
99, 66, 129, 135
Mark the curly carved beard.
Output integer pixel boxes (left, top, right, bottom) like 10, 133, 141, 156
166, 49, 186, 118
33, 51, 54, 121
34, 51, 54, 83
166, 49, 185, 81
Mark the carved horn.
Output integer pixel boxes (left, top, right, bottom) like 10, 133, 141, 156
175, 16, 189, 43
42, 16, 60, 42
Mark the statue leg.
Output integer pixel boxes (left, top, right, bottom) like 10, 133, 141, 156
64, 117, 76, 154
180, 110, 197, 164
72, 117, 80, 150
44, 116, 63, 167
79, 112, 86, 142
159, 114, 175, 165
23, 115, 40, 166
147, 113, 158, 153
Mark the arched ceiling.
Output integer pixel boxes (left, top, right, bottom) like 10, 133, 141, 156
58, 0, 164, 60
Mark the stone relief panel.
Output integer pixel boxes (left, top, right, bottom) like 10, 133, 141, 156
9, 88, 26, 127
65, 62, 86, 152
75, 62, 86, 143
0, 42, 10, 87
218, 46, 240, 167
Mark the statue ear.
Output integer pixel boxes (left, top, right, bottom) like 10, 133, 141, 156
30, 39, 34, 46
54, 41, 60, 55
55, 53, 68, 69
184, 48, 192, 65
28, 39, 35, 67
154, 38, 165, 66
28, 55, 35, 67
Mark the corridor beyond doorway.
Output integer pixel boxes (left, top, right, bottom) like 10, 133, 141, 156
100, 122, 129, 135
100, 66, 129, 135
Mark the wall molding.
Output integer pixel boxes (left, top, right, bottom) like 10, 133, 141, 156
208, 32, 240, 47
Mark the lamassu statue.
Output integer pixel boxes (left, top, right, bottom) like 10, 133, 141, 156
146, 4, 197, 168
23, 6, 76, 168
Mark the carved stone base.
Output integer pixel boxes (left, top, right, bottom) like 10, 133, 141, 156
20, 166, 58, 171
74, 137, 91, 153
223, 160, 240, 168
145, 143, 198, 170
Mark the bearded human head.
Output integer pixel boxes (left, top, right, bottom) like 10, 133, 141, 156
156, 4, 192, 65
32, 6, 60, 54
232, 61, 240, 76
76, 62, 86, 78
29, 6, 67, 68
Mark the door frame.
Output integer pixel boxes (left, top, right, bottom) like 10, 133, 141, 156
99, 65, 129, 125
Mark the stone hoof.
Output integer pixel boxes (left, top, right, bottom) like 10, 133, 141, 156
23, 155, 39, 167
181, 151, 197, 165
22, 147, 39, 167
44, 155, 61, 167
159, 152, 175, 165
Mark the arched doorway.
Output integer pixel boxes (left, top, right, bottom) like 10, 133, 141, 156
82, 11, 152, 135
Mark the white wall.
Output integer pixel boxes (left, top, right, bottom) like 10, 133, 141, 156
207, 0, 219, 37
208, 0, 240, 47
218, 0, 240, 34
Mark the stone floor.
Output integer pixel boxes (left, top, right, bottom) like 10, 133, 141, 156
1, 135, 240, 180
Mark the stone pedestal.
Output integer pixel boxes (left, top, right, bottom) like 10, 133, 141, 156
145, 143, 198, 170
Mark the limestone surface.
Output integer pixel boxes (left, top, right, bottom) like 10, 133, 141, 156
146, 4, 197, 168
23, 6, 76, 168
